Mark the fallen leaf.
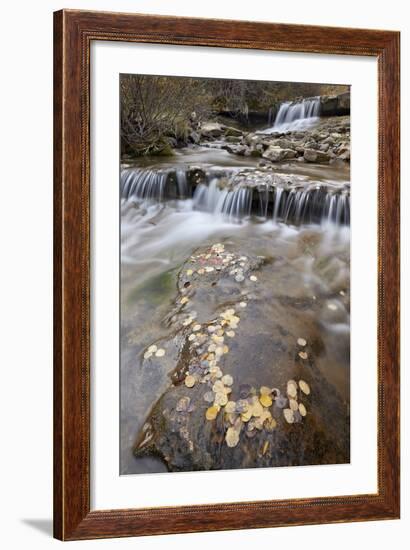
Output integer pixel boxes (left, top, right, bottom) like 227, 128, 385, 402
205, 406, 219, 421
185, 375, 196, 388
299, 380, 311, 395
283, 408, 295, 424
260, 394, 273, 408
299, 403, 307, 416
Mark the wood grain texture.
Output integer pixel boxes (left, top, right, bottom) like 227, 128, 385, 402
53, 10, 63, 541
53, 9, 400, 541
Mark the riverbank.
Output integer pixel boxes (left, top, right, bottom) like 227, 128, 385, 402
122, 94, 350, 166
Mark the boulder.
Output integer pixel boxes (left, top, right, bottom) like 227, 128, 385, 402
304, 148, 330, 164
225, 144, 248, 156
320, 96, 339, 116
304, 141, 320, 150
245, 134, 264, 146
337, 145, 350, 161
337, 91, 350, 114
270, 138, 295, 150
262, 146, 297, 162
199, 122, 225, 138
291, 131, 306, 140
189, 131, 200, 144
339, 151, 350, 161
320, 92, 350, 116
224, 126, 243, 138
186, 167, 207, 187
225, 135, 242, 143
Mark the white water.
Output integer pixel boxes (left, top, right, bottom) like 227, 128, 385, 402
121, 197, 350, 291
121, 168, 168, 201
121, 167, 350, 226
120, 159, 350, 475
265, 97, 321, 133
193, 179, 253, 222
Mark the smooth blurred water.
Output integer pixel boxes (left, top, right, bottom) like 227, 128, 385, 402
120, 148, 350, 475
264, 97, 321, 133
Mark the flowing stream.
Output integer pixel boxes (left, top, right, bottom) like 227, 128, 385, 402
120, 147, 350, 474
265, 97, 321, 133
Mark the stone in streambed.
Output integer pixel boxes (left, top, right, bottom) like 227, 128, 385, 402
133, 241, 349, 472
304, 148, 330, 164
199, 122, 225, 138
189, 131, 200, 144
262, 146, 297, 162
225, 135, 242, 143
224, 126, 243, 138
269, 138, 296, 150
225, 144, 249, 156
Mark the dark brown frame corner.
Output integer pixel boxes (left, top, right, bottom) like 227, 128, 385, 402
54, 9, 400, 541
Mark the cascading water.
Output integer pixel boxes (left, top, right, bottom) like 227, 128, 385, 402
272, 187, 284, 222
121, 143, 350, 475
175, 168, 189, 198
193, 179, 253, 221
121, 168, 168, 201
266, 97, 321, 133
193, 179, 228, 214
121, 165, 350, 226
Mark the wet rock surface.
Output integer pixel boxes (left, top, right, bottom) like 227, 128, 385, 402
133, 240, 350, 472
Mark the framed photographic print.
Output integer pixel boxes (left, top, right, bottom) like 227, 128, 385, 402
53, 9, 400, 540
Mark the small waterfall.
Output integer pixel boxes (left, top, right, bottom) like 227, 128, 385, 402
272, 187, 284, 222
192, 179, 349, 226
322, 192, 350, 225
193, 179, 229, 213
220, 187, 253, 220
193, 179, 252, 221
122, 166, 349, 226
257, 187, 270, 219
267, 97, 320, 132
176, 168, 189, 198
279, 186, 350, 226
121, 169, 168, 201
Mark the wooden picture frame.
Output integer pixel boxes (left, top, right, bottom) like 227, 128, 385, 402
53, 9, 400, 540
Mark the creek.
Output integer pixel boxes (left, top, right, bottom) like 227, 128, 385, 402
120, 144, 350, 474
